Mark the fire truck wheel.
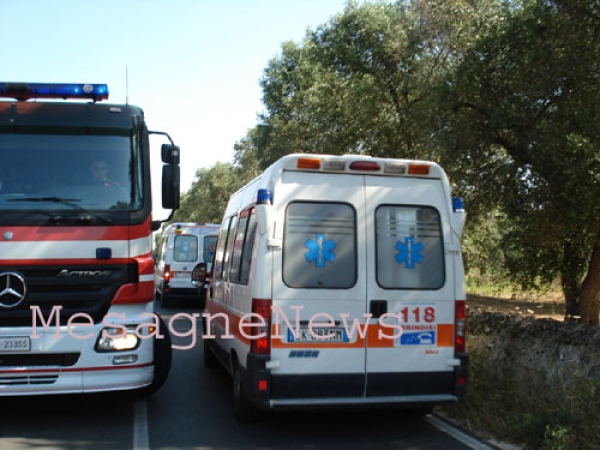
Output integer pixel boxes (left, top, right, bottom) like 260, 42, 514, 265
140, 314, 172, 395
160, 291, 173, 308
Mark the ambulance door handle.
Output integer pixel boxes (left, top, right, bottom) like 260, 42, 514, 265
370, 300, 387, 319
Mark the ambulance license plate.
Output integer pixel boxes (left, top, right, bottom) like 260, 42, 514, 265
174, 271, 191, 279
288, 327, 349, 343
0, 336, 31, 352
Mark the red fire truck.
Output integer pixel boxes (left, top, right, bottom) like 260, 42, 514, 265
0, 82, 179, 395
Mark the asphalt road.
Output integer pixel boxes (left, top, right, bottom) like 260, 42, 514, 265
0, 302, 492, 450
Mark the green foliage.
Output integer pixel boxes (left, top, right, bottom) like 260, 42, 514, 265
445, 0, 600, 321
171, 162, 257, 224
179, 0, 600, 322
258, 0, 486, 166
441, 337, 600, 449
462, 208, 510, 280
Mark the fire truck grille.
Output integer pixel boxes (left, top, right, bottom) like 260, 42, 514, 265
0, 374, 59, 386
0, 263, 138, 326
0, 353, 80, 367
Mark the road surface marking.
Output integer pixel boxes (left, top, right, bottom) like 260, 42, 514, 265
133, 397, 149, 450
426, 414, 498, 450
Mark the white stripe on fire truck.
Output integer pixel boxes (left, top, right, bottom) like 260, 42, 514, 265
0, 237, 151, 260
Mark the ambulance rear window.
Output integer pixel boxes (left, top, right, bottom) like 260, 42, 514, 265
173, 234, 198, 262
376, 205, 445, 289
283, 202, 357, 289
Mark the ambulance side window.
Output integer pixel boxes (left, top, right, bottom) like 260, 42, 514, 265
240, 209, 257, 284
283, 201, 356, 289
214, 216, 235, 281
229, 207, 257, 285
229, 211, 247, 283
222, 215, 238, 281
375, 205, 445, 289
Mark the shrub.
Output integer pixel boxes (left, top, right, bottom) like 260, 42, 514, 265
439, 334, 600, 450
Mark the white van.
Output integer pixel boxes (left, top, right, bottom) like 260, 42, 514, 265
155, 222, 220, 307
201, 154, 468, 421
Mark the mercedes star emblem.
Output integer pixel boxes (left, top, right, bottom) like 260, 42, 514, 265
0, 272, 27, 309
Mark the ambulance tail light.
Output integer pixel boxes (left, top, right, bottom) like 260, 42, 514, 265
250, 298, 272, 355
408, 163, 430, 175
164, 265, 171, 284
349, 161, 381, 171
297, 157, 321, 170
454, 300, 467, 353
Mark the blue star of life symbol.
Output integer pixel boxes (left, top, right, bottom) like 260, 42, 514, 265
305, 233, 336, 268
395, 237, 424, 269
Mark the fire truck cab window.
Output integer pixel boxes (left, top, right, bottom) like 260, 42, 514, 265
0, 134, 141, 211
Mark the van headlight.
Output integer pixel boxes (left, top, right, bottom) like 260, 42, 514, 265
95, 327, 140, 352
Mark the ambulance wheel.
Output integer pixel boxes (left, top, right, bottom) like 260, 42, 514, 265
203, 336, 216, 367
232, 361, 259, 422
416, 405, 434, 416
140, 315, 172, 395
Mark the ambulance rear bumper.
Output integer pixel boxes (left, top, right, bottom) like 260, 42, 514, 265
247, 354, 468, 411
269, 393, 459, 409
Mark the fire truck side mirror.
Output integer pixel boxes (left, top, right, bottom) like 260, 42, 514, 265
162, 164, 180, 210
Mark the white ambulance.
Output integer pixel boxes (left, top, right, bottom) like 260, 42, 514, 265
201, 154, 468, 421
155, 222, 219, 307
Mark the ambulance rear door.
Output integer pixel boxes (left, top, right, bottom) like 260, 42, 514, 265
364, 174, 457, 399
269, 169, 369, 399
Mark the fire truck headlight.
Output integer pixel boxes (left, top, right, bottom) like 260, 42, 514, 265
95, 327, 140, 352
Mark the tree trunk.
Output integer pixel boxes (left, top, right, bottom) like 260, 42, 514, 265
562, 239, 582, 321
578, 229, 600, 325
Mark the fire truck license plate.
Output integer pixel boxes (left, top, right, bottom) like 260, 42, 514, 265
0, 337, 31, 352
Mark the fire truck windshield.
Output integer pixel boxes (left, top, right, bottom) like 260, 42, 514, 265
0, 134, 142, 212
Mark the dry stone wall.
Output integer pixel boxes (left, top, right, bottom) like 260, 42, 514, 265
467, 310, 600, 389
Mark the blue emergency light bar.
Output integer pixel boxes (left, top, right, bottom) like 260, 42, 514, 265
0, 82, 109, 101
257, 189, 272, 205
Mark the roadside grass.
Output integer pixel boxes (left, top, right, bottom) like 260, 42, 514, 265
466, 275, 517, 299
438, 332, 600, 450
465, 276, 565, 319
465, 276, 563, 304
